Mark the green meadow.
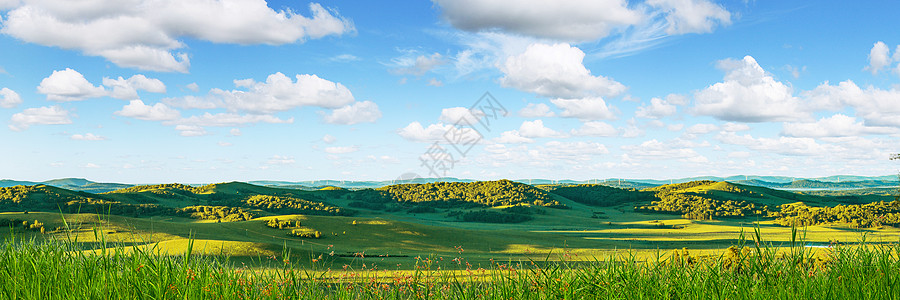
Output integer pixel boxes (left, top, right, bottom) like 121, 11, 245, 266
1, 179, 899, 298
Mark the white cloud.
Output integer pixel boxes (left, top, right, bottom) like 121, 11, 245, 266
685, 123, 719, 134
635, 96, 678, 119
322, 134, 336, 143
174, 125, 208, 137
37, 68, 106, 101
571, 121, 617, 137
693, 56, 809, 122
174, 113, 293, 127
621, 139, 707, 161
115, 100, 180, 121
217, 141, 232, 147
518, 103, 555, 118
550, 97, 616, 120
866, 41, 891, 75
9, 105, 71, 131
397, 121, 482, 144
0, 88, 22, 108
427, 78, 443, 87
83, 163, 100, 169
781, 114, 897, 138
493, 130, 534, 144
722, 122, 750, 132
647, 0, 731, 35
102, 74, 166, 100
539, 141, 609, 161
209, 73, 354, 114
802, 80, 900, 127
398, 122, 453, 142
186, 82, 199, 92
325, 146, 359, 154
717, 132, 832, 156
1, 2, 354, 72
267, 155, 295, 165
500, 43, 626, 98
391, 52, 445, 76
322, 101, 381, 125
331, 54, 360, 62
439, 107, 482, 124
71, 133, 106, 141
433, 0, 642, 41
518, 119, 565, 138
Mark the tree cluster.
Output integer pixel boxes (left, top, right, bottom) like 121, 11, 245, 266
550, 184, 654, 207
176, 205, 255, 222
770, 201, 900, 228
242, 195, 352, 216
375, 180, 566, 208
635, 193, 769, 220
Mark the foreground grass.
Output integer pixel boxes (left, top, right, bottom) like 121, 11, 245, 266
1, 230, 899, 299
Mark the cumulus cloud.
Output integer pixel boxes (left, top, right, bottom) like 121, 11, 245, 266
398, 122, 450, 142
391, 52, 445, 76
230, 128, 241, 136
37, 68, 106, 101
693, 56, 809, 122
115, 100, 180, 121
493, 130, 534, 144
722, 122, 751, 132
0, 88, 22, 108
647, 0, 731, 35
174, 113, 292, 127
571, 121, 618, 137
325, 146, 359, 154
500, 43, 626, 98
397, 121, 481, 143
717, 132, 833, 156
802, 80, 900, 127
781, 114, 897, 138
685, 123, 719, 134
102, 74, 166, 100
433, 0, 641, 41
9, 105, 71, 131
1, 1, 354, 72
866, 41, 892, 75
186, 73, 355, 114
635, 95, 681, 119
518, 119, 565, 138
71, 133, 106, 141
550, 97, 616, 120
322, 101, 381, 125
439, 107, 483, 125
518, 103, 555, 118
174, 125, 208, 137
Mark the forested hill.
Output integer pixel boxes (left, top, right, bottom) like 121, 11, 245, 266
372, 179, 566, 208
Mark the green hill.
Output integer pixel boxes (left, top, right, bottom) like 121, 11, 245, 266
546, 184, 654, 207
635, 181, 826, 220
368, 179, 566, 209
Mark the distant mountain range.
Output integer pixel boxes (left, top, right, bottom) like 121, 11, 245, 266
2, 175, 897, 192
0, 178, 133, 193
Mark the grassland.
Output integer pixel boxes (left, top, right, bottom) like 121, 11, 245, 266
3, 227, 899, 299
1, 178, 899, 298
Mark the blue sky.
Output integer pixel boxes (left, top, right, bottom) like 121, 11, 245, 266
1, 0, 899, 183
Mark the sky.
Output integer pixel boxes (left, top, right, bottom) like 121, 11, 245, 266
1, 0, 899, 183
